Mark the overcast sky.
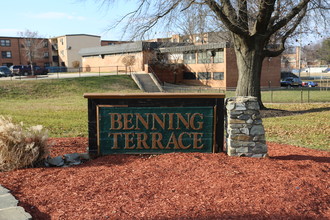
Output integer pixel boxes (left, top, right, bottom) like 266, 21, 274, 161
0, 0, 137, 40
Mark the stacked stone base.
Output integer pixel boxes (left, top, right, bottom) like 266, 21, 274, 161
226, 96, 268, 158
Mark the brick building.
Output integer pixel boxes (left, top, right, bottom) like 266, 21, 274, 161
80, 40, 281, 88
0, 36, 52, 67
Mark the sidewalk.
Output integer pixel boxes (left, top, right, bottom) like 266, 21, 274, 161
0, 185, 32, 220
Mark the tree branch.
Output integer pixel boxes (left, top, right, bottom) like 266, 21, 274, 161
254, 0, 276, 35
205, 0, 248, 37
269, 0, 311, 35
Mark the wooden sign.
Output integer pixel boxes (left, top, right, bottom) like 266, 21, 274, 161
84, 93, 225, 156
97, 106, 215, 154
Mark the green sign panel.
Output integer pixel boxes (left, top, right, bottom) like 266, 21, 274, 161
97, 106, 215, 154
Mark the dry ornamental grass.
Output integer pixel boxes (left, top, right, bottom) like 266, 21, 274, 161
0, 116, 49, 172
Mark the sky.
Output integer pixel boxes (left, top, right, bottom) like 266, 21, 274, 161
0, 0, 136, 40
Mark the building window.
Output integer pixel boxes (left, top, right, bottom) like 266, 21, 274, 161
198, 72, 211, 80
44, 62, 50, 67
1, 51, 12, 58
43, 40, 48, 48
44, 52, 49, 58
26, 40, 31, 47
197, 51, 211, 64
212, 49, 224, 63
0, 39, 11, 47
2, 63, 13, 67
183, 72, 196, 80
183, 52, 196, 64
213, 72, 224, 80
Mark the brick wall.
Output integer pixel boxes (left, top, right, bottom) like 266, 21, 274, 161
0, 37, 52, 67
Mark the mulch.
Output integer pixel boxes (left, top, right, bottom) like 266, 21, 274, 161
0, 137, 329, 220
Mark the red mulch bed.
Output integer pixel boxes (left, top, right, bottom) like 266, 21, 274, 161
0, 137, 329, 220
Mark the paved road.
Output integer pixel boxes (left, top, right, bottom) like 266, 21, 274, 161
0, 72, 131, 81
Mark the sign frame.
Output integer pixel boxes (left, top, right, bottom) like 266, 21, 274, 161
84, 93, 225, 156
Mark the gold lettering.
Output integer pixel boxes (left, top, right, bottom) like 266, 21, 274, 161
135, 113, 149, 130
178, 132, 191, 149
151, 133, 164, 149
136, 133, 150, 149
151, 113, 166, 130
108, 133, 122, 149
176, 113, 191, 129
122, 113, 134, 130
124, 133, 135, 149
109, 113, 123, 130
168, 113, 174, 130
166, 132, 180, 149
190, 113, 204, 130
192, 133, 204, 149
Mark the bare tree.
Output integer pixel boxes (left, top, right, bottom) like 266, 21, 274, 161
122, 55, 136, 73
18, 30, 45, 76
94, 0, 330, 108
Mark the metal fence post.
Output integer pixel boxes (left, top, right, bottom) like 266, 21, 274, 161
301, 88, 303, 103
308, 89, 310, 103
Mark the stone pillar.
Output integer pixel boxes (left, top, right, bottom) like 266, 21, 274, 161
225, 96, 268, 157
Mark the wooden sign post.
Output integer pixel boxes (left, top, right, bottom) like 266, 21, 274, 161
84, 93, 225, 156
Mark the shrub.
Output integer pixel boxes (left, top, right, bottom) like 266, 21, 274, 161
0, 116, 49, 172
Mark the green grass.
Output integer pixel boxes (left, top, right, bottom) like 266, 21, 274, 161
224, 89, 330, 103
263, 103, 330, 151
0, 77, 329, 151
0, 76, 139, 137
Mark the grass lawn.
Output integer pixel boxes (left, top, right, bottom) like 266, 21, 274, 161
0, 76, 329, 151
263, 103, 330, 151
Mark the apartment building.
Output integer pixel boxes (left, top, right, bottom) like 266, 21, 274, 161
0, 36, 52, 67
80, 39, 281, 88
50, 34, 101, 68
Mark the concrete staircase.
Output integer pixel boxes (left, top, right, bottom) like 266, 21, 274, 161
131, 73, 164, 93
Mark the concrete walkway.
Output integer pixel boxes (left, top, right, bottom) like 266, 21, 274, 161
0, 185, 32, 220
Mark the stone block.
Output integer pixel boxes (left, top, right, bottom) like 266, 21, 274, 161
236, 147, 249, 153
250, 125, 265, 135
240, 128, 249, 135
229, 118, 246, 124
237, 114, 251, 120
0, 194, 18, 209
247, 101, 260, 110
235, 103, 247, 111
230, 134, 253, 142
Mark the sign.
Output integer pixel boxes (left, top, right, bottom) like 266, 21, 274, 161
97, 106, 215, 154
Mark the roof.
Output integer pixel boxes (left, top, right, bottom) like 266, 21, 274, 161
159, 42, 228, 53
53, 34, 101, 39
79, 41, 229, 57
79, 41, 164, 56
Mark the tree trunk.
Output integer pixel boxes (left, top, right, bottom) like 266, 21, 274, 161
232, 34, 266, 109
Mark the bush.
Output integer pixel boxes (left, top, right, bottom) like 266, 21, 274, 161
0, 116, 49, 172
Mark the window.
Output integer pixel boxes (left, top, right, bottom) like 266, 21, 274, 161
43, 40, 48, 48
213, 72, 224, 80
26, 40, 31, 47
212, 49, 224, 63
183, 52, 196, 64
2, 63, 13, 67
44, 52, 49, 58
183, 72, 196, 80
0, 39, 11, 47
198, 72, 211, 80
44, 62, 50, 67
1, 51, 12, 58
197, 51, 211, 63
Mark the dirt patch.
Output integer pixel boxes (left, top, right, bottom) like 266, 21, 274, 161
0, 137, 329, 219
